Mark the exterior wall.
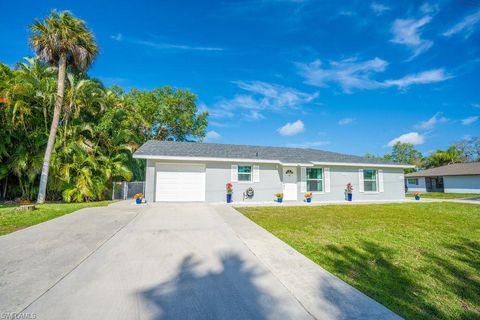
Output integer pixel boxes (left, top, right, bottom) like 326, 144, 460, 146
146, 159, 406, 202
406, 177, 427, 193
444, 175, 480, 194
144, 159, 156, 202
296, 166, 406, 202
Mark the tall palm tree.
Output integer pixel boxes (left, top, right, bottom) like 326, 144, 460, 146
30, 11, 98, 203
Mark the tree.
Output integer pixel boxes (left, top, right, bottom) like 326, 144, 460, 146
30, 11, 98, 203
424, 145, 466, 169
388, 142, 423, 173
454, 137, 480, 162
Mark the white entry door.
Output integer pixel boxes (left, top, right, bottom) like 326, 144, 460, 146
282, 167, 298, 201
155, 163, 206, 201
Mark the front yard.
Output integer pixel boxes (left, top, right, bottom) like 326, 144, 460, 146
0, 201, 114, 236
237, 203, 480, 320
406, 192, 480, 199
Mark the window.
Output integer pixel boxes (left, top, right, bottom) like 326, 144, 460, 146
238, 165, 252, 182
407, 178, 418, 185
306, 168, 323, 192
363, 169, 378, 192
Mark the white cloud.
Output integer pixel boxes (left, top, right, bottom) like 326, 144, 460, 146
472, 103, 480, 109
204, 130, 221, 141
461, 116, 479, 125
296, 57, 387, 92
415, 112, 448, 130
278, 120, 305, 136
387, 132, 425, 147
383, 69, 450, 89
420, 3, 439, 14
111, 33, 123, 41
370, 2, 390, 16
391, 16, 433, 58
443, 9, 480, 39
206, 81, 318, 120
297, 57, 450, 91
338, 117, 356, 125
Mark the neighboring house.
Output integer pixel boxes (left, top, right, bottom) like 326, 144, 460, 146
133, 140, 413, 203
405, 162, 480, 194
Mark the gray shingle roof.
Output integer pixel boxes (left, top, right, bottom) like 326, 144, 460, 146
406, 162, 480, 177
134, 140, 407, 166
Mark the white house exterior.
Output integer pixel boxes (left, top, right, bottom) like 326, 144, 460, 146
133, 141, 413, 203
405, 162, 480, 194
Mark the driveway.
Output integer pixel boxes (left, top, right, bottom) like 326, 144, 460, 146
0, 202, 400, 320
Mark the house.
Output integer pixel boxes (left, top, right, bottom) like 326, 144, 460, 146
133, 140, 413, 203
405, 162, 480, 194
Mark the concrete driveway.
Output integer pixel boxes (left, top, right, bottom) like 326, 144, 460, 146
0, 202, 400, 320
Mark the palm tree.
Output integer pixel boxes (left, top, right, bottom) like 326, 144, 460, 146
30, 11, 98, 203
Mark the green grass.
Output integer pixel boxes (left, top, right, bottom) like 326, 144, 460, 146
0, 201, 114, 236
406, 192, 480, 199
237, 203, 480, 320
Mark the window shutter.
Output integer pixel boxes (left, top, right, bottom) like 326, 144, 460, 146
358, 169, 364, 193
300, 167, 307, 192
231, 164, 238, 182
253, 165, 260, 182
378, 169, 384, 192
324, 168, 331, 192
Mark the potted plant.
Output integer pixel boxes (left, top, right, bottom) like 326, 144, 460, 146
134, 193, 143, 204
226, 182, 233, 203
414, 192, 421, 200
345, 183, 353, 201
304, 192, 312, 203
275, 192, 284, 203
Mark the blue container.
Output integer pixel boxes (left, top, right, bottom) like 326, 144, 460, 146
277, 198, 283, 203
135, 198, 142, 204
306, 198, 312, 203
347, 193, 353, 201
226, 194, 232, 203
415, 196, 420, 200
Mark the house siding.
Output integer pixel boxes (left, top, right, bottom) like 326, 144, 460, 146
444, 175, 480, 194
145, 160, 406, 202
406, 177, 427, 193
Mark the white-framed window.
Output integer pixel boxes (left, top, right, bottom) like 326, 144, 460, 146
363, 169, 378, 192
306, 168, 323, 192
407, 178, 418, 185
238, 165, 252, 182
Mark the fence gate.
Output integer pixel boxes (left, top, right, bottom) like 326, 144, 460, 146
112, 181, 145, 200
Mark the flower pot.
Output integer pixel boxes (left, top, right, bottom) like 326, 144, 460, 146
135, 198, 142, 204
415, 196, 420, 200
277, 198, 283, 203
347, 193, 352, 201
226, 194, 232, 203
306, 198, 312, 203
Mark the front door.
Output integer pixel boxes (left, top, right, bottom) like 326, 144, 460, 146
283, 167, 298, 200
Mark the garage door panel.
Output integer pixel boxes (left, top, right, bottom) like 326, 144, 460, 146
155, 163, 205, 202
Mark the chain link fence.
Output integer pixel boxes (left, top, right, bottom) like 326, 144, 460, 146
112, 181, 145, 200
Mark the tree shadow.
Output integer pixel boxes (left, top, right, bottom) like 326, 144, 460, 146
316, 239, 480, 319
139, 253, 286, 320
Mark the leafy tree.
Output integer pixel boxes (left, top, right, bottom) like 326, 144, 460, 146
454, 137, 480, 162
424, 146, 466, 169
30, 11, 98, 203
387, 142, 423, 173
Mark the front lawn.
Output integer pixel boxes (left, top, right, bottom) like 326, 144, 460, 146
0, 201, 114, 236
406, 192, 479, 199
237, 203, 480, 320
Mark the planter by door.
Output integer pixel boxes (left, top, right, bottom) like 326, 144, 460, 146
277, 198, 283, 203
136, 198, 142, 204
226, 194, 232, 203
347, 193, 353, 201
306, 198, 312, 203
415, 196, 420, 200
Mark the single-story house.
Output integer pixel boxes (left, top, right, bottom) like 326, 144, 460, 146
405, 162, 480, 194
133, 140, 413, 203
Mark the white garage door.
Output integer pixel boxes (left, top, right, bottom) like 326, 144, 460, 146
155, 163, 206, 202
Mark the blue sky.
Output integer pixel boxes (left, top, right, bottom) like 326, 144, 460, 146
1, 0, 479, 156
